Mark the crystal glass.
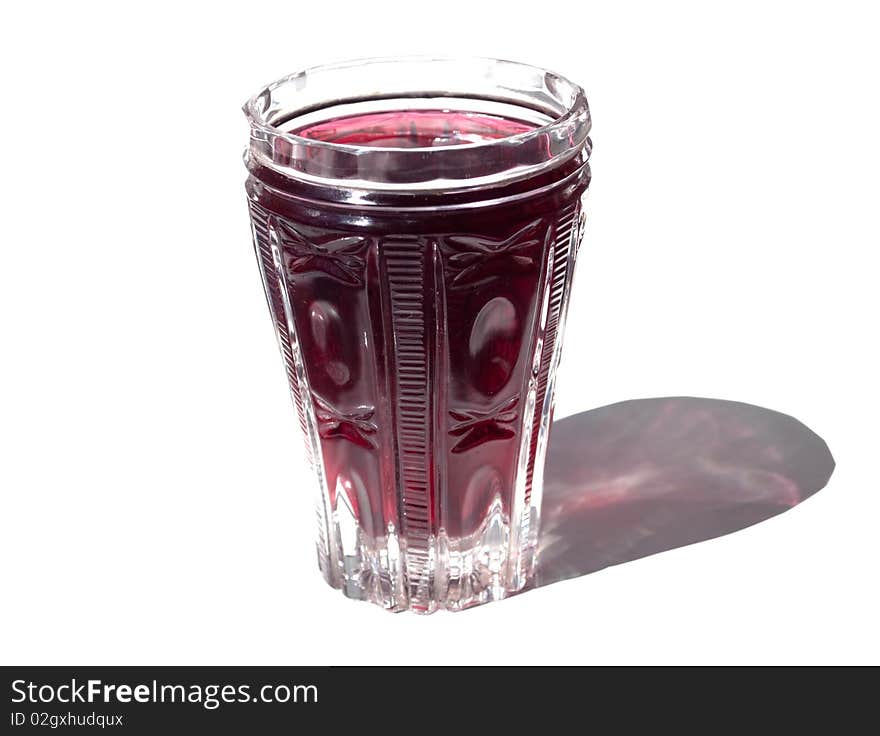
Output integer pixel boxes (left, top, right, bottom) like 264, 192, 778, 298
243, 57, 591, 612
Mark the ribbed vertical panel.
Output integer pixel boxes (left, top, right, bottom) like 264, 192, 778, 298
249, 200, 335, 584
366, 240, 406, 609
382, 240, 435, 612
524, 203, 578, 495
510, 203, 579, 585
431, 241, 449, 558
526, 204, 585, 562
250, 203, 309, 439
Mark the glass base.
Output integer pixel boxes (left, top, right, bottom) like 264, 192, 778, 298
320, 495, 537, 613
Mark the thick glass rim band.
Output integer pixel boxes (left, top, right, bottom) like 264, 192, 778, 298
243, 56, 591, 197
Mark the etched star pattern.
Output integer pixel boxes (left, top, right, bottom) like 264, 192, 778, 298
270, 215, 368, 285
312, 393, 378, 449
442, 218, 548, 289
449, 395, 520, 453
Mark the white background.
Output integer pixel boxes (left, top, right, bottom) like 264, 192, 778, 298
2, 1, 878, 665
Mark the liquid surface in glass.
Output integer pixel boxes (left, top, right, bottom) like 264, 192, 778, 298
293, 109, 537, 147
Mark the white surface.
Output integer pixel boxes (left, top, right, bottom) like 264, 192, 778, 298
1, 1, 878, 665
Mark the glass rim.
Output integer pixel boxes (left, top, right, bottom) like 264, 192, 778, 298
243, 56, 591, 195
244, 55, 589, 154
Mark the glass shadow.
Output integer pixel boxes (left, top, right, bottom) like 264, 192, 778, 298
532, 397, 835, 588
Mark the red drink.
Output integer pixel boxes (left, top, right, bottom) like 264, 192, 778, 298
244, 59, 591, 612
